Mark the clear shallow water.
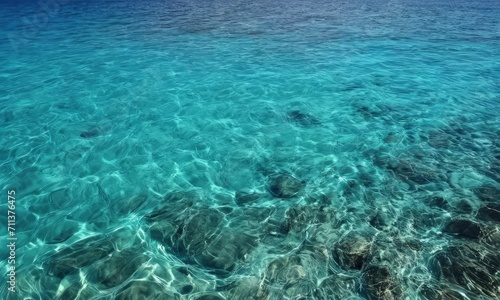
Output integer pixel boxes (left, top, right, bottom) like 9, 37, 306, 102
0, 0, 499, 299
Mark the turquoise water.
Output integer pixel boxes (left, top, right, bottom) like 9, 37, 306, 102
0, 0, 499, 299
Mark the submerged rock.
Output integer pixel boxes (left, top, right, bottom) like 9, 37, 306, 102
387, 160, 440, 185
357, 106, 383, 119
280, 205, 335, 235
419, 284, 467, 300
473, 186, 499, 202
196, 229, 258, 274
383, 132, 398, 144
427, 130, 461, 149
57, 283, 100, 300
265, 255, 316, 298
195, 295, 225, 300
394, 237, 422, 252
370, 213, 387, 230
429, 245, 500, 298
144, 191, 196, 223
333, 232, 373, 270
44, 235, 115, 278
148, 206, 258, 275
226, 276, 270, 300
442, 219, 482, 240
87, 248, 148, 288
112, 194, 147, 215
38, 217, 79, 244
115, 280, 176, 300
180, 285, 194, 294
362, 265, 402, 300
287, 110, 321, 126
425, 196, 449, 209
268, 173, 305, 198
454, 199, 473, 214
477, 203, 500, 222
411, 208, 447, 230
175, 208, 225, 254
162, 191, 200, 211
234, 191, 261, 206
481, 225, 500, 247
80, 128, 99, 138
314, 275, 359, 300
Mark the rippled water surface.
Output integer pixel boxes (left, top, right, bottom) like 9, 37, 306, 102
0, 0, 499, 299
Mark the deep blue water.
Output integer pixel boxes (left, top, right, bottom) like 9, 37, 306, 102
0, 0, 499, 299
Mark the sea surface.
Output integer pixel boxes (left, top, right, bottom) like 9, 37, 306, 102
0, 0, 499, 299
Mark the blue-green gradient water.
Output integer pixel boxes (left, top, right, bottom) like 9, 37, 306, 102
1, 0, 499, 299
